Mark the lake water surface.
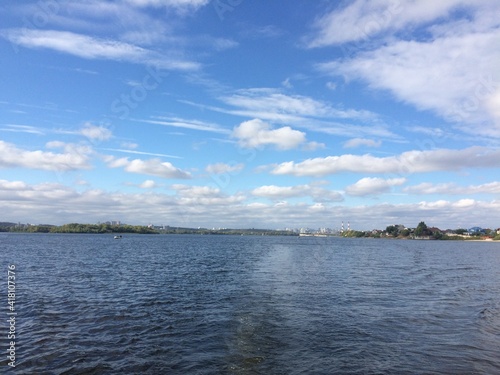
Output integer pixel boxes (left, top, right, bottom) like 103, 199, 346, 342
1, 233, 499, 374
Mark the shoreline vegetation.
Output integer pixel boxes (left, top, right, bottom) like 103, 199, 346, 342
1, 221, 499, 240
0, 222, 294, 236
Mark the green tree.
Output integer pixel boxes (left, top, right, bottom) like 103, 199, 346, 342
385, 225, 399, 237
415, 221, 429, 237
400, 229, 410, 237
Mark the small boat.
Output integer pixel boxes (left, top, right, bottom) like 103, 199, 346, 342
114, 235, 122, 239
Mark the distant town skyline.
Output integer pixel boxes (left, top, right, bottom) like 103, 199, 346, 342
1, 1, 500, 230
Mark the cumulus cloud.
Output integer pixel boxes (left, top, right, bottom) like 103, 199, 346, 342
345, 177, 406, 196
205, 162, 244, 174
107, 157, 191, 179
0, 140, 92, 171
0, 180, 27, 190
81, 123, 112, 141
232, 119, 322, 150
270, 147, 500, 177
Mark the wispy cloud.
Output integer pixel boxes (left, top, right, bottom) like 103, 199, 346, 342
0, 124, 45, 135
305, 0, 470, 48
138, 116, 230, 134
343, 138, 382, 148
2, 29, 201, 71
125, 0, 210, 10
101, 148, 182, 159
182, 89, 396, 139
312, 0, 500, 134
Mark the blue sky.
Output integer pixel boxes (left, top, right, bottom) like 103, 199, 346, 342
1, 0, 500, 230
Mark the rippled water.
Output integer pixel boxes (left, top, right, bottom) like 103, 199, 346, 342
1, 233, 500, 374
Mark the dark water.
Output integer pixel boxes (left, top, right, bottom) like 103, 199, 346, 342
1, 233, 499, 374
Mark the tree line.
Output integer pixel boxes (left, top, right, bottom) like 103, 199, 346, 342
1, 223, 157, 234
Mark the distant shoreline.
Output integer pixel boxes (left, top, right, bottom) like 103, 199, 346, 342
2, 222, 499, 241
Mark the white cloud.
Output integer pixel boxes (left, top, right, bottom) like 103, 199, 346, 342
0, 180, 27, 190
0, 125, 45, 135
125, 0, 209, 9
2, 29, 200, 71
107, 157, 191, 179
183, 89, 397, 139
101, 148, 181, 159
221, 89, 375, 122
139, 116, 230, 134
326, 82, 337, 90
171, 184, 246, 206
404, 181, 500, 195
313, 1, 500, 133
251, 184, 343, 203
320, 34, 500, 130
344, 138, 382, 148
1, 178, 499, 229
270, 147, 500, 177
0, 140, 92, 171
306, 0, 475, 47
232, 119, 322, 150
345, 177, 406, 196
80, 123, 112, 141
205, 162, 244, 174
139, 180, 157, 188
121, 142, 139, 149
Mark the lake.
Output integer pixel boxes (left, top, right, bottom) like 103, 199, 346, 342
1, 233, 499, 374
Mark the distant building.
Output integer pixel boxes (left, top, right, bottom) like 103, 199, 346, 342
468, 227, 485, 235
